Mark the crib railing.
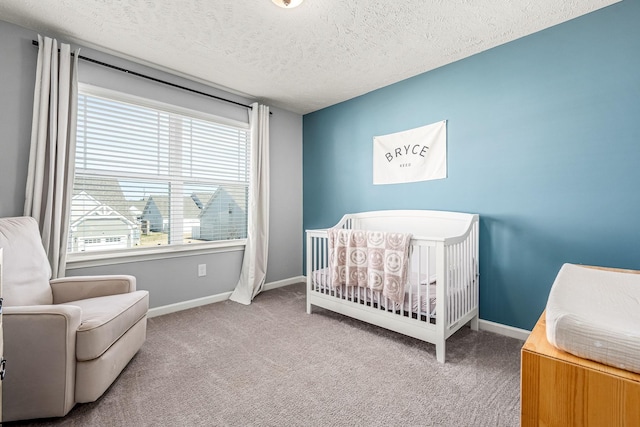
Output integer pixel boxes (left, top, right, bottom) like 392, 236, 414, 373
307, 233, 438, 321
306, 216, 478, 330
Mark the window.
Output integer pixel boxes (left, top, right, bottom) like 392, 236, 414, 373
69, 85, 250, 257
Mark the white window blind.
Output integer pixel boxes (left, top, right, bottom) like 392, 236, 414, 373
69, 86, 250, 255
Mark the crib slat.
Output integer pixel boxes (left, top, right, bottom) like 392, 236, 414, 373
320, 236, 325, 293
411, 245, 416, 318
463, 238, 468, 313
311, 236, 315, 291
451, 244, 455, 325
319, 236, 323, 293
319, 236, 322, 292
448, 244, 453, 325
468, 236, 472, 312
450, 244, 455, 325
447, 244, 450, 324
425, 245, 430, 320
321, 235, 327, 294
313, 236, 318, 292
456, 243, 461, 322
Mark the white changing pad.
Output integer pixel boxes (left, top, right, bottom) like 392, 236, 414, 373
546, 263, 640, 374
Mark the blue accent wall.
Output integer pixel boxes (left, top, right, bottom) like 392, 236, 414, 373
302, 1, 640, 330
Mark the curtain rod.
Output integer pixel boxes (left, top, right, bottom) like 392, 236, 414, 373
31, 39, 255, 111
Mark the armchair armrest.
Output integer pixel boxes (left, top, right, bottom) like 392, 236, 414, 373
2, 305, 82, 421
50, 275, 137, 304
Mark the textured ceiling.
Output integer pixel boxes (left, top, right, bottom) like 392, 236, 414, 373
0, 0, 620, 114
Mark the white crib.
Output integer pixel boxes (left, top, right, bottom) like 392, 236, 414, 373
306, 210, 479, 363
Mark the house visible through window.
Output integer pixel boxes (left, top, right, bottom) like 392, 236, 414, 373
69, 85, 250, 255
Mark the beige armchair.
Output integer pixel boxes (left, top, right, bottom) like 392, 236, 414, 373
0, 217, 149, 422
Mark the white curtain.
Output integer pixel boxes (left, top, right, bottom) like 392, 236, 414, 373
24, 35, 79, 278
230, 103, 270, 304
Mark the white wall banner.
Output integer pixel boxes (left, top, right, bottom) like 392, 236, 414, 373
373, 120, 447, 185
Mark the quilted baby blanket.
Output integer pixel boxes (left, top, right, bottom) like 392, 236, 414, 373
328, 229, 412, 304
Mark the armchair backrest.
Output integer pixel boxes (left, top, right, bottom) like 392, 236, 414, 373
0, 216, 53, 306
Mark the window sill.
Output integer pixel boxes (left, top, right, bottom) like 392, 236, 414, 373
66, 239, 247, 270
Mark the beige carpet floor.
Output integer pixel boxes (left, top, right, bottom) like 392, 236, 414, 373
9, 283, 524, 426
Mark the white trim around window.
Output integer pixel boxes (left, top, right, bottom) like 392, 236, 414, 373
68, 83, 251, 265
66, 238, 247, 269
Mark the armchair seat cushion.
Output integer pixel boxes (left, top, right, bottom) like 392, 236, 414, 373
70, 290, 149, 362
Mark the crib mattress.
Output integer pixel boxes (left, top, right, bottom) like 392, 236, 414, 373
546, 263, 640, 374
312, 268, 436, 315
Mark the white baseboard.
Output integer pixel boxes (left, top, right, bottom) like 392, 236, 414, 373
478, 319, 531, 341
148, 292, 233, 318
148, 275, 306, 318
263, 275, 306, 291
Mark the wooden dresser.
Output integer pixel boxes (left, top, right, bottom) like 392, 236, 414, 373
521, 311, 640, 426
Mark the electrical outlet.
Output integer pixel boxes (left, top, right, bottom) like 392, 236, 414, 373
198, 264, 206, 277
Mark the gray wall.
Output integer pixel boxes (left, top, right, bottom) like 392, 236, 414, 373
0, 19, 303, 308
